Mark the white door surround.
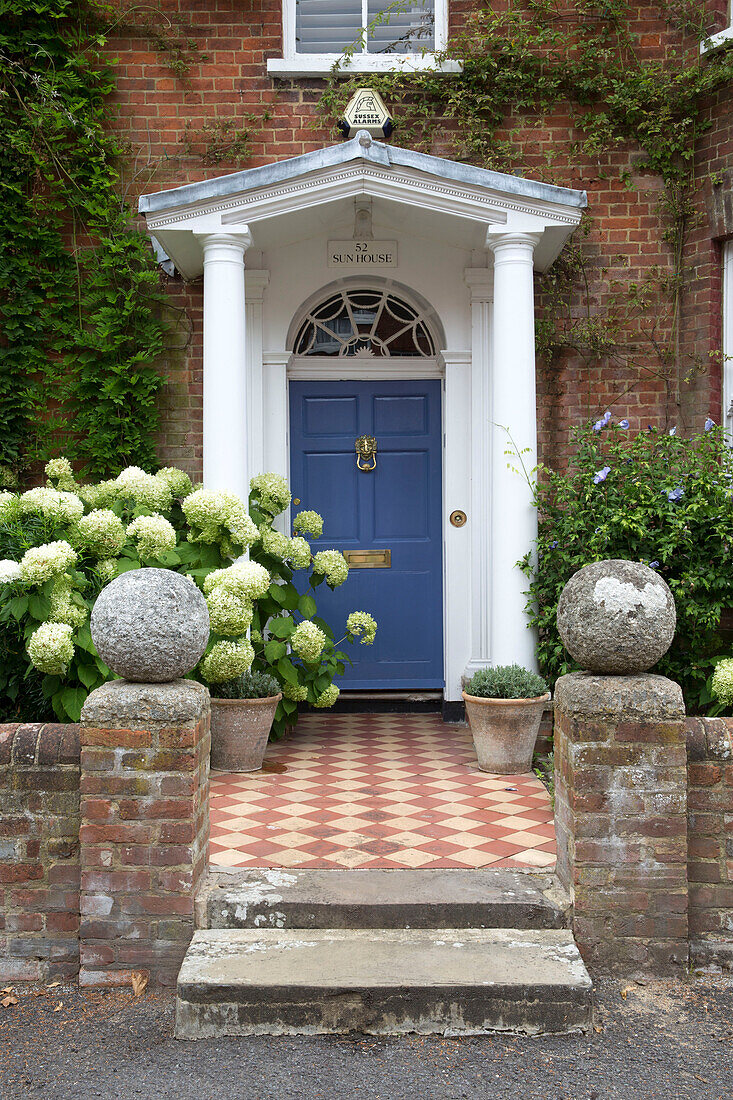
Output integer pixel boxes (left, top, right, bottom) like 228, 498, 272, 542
139, 132, 587, 700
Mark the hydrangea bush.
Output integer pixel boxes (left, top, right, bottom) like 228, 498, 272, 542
0, 460, 377, 731
523, 418, 733, 711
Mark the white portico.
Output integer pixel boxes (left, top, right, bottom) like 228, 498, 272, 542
139, 133, 586, 702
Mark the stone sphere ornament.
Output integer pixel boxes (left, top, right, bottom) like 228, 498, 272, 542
556, 559, 676, 675
91, 568, 209, 682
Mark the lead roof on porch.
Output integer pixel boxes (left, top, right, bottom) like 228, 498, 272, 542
139, 131, 587, 217
139, 131, 587, 278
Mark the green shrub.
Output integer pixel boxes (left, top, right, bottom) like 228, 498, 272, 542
522, 418, 733, 712
465, 665, 548, 699
210, 670, 281, 700
0, 462, 377, 729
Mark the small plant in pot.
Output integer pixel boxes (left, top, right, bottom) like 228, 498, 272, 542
462, 665, 550, 774
209, 670, 282, 773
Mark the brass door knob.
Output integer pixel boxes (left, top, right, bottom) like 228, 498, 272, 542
450, 510, 467, 528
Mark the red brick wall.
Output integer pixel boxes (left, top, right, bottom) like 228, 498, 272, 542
101, 2, 732, 476
686, 716, 733, 970
0, 724, 81, 982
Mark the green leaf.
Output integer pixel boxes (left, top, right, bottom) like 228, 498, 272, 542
7, 596, 29, 621
264, 639, 287, 662
298, 594, 317, 618
277, 657, 298, 684
268, 616, 295, 639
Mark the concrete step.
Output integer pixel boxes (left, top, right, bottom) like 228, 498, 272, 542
175, 927, 593, 1038
200, 868, 570, 931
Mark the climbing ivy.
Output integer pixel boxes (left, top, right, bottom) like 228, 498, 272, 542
0, 0, 168, 479
318, 1, 733, 417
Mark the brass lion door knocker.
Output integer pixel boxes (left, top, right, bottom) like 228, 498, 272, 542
355, 435, 377, 472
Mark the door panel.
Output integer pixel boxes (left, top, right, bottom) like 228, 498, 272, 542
289, 379, 443, 690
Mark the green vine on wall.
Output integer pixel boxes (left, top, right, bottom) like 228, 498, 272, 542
0, 0, 169, 479
318, 0, 733, 421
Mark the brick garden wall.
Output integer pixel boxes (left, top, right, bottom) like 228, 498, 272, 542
98, 0, 732, 479
0, 724, 81, 982
686, 717, 733, 970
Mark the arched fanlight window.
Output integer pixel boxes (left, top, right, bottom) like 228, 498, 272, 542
294, 288, 436, 358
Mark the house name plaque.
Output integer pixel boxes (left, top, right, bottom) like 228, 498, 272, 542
328, 241, 398, 268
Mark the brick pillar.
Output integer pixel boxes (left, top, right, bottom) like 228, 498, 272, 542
554, 671, 688, 974
79, 680, 210, 989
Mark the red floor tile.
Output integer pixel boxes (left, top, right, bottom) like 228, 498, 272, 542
209, 713, 556, 870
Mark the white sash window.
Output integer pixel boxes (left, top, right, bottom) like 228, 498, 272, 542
268, 0, 457, 75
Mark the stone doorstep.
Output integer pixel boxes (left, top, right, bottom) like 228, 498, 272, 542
199, 868, 572, 932
175, 927, 593, 1038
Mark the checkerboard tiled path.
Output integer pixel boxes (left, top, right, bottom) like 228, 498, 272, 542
208, 713, 556, 870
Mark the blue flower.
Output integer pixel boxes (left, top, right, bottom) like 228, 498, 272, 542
648, 560, 660, 569
669, 426, 676, 436
667, 487, 684, 503
619, 419, 629, 429
593, 419, 604, 432
593, 466, 611, 484
602, 410, 612, 426
550, 540, 558, 549
705, 417, 715, 432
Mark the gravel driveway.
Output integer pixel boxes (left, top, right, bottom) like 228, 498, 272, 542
1, 974, 731, 1099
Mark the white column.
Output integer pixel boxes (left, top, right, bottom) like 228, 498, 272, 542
486, 230, 541, 671
195, 229, 252, 502
463, 269, 493, 679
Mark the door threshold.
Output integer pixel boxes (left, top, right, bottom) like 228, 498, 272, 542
324, 690, 443, 715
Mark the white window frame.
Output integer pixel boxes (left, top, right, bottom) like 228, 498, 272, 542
724, 241, 733, 437
267, 0, 460, 76
700, 1, 733, 53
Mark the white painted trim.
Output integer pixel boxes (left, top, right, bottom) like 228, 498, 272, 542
462, 268, 493, 679
700, 25, 733, 54
441, 350, 473, 699
267, 55, 461, 77
268, 0, 458, 77
245, 270, 270, 480
288, 357, 443, 380
724, 241, 733, 438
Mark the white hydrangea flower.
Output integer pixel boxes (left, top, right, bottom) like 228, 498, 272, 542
0, 491, 19, 522
27, 622, 75, 675
250, 473, 291, 516
292, 510, 323, 539
281, 680, 308, 702
20, 487, 84, 524
77, 480, 118, 509
45, 457, 78, 492
0, 559, 21, 584
312, 549, 348, 587
0, 467, 17, 490
203, 561, 271, 601
314, 683, 339, 708
49, 576, 88, 628
206, 588, 254, 636
155, 466, 193, 499
115, 466, 172, 512
258, 524, 291, 560
127, 514, 177, 559
20, 541, 77, 585
76, 509, 126, 557
288, 537, 312, 570
183, 488, 258, 552
346, 611, 378, 645
712, 659, 733, 710
200, 638, 255, 683
291, 620, 326, 664
95, 559, 117, 584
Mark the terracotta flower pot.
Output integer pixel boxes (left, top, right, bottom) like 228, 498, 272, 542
210, 694, 282, 772
461, 691, 551, 774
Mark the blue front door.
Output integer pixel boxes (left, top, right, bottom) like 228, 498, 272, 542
289, 379, 444, 690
